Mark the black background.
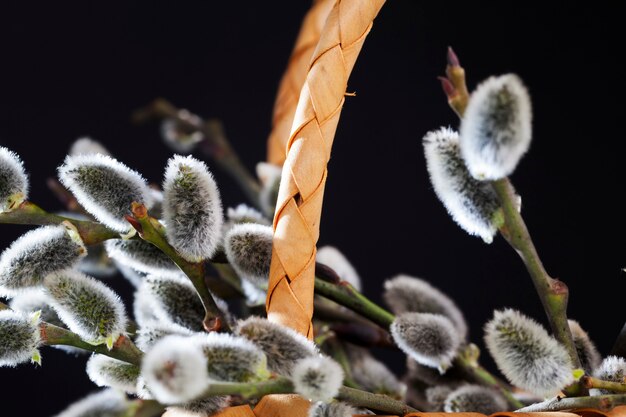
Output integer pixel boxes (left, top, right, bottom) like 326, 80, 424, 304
0, 2, 624, 415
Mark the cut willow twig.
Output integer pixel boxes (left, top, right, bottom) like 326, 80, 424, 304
441, 48, 582, 373
516, 394, 626, 412
0, 201, 119, 245
312, 274, 524, 409
1, 302, 144, 365
131, 98, 261, 207
127, 202, 230, 333
582, 376, 626, 393
41, 322, 144, 366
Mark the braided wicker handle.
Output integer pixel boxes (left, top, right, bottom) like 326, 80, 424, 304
266, 0, 386, 340
266, 0, 335, 165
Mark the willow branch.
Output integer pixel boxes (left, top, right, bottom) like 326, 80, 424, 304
441, 49, 582, 374
582, 376, 626, 393
199, 377, 294, 400
40, 322, 143, 366
0, 201, 120, 245
337, 386, 418, 415
132, 98, 261, 206
492, 179, 581, 372
517, 394, 626, 412
127, 202, 230, 333
313, 278, 395, 329
312, 271, 523, 409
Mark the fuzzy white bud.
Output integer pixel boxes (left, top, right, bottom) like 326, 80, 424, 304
0, 310, 41, 367
10, 288, 65, 328
569, 320, 601, 374
52, 389, 128, 417
383, 275, 467, 340
58, 153, 154, 232
591, 356, 626, 396
308, 402, 357, 417
135, 322, 196, 351
460, 74, 532, 180
0, 146, 29, 212
256, 162, 281, 216
162, 155, 223, 262
316, 246, 361, 292
44, 270, 127, 349
169, 397, 230, 417
224, 223, 272, 287
444, 385, 508, 414
69, 137, 111, 157
423, 127, 501, 243
226, 204, 270, 226
139, 274, 206, 332
141, 335, 210, 404
235, 316, 318, 376
347, 346, 406, 399
425, 385, 455, 412
160, 113, 204, 154
0, 224, 86, 297
78, 243, 117, 278
86, 354, 140, 393
105, 238, 180, 278
484, 309, 573, 397
292, 356, 344, 402
391, 312, 460, 372
192, 332, 269, 382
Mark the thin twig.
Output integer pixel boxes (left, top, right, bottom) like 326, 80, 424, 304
516, 393, 626, 412
128, 202, 230, 333
311, 274, 523, 409
582, 375, 626, 393
0, 201, 120, 245
41, 322, 143, 366
440, 49, 582, 375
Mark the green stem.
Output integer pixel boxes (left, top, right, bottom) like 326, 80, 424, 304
132, 98, 261, 207
455, 344, 524, 409
337, 386, 418, 415
517, 393, 626, 412
313, 276, 522, 409
129, 203, 231, 333
41, 322, 143, 366
582, 376, 626, 393
200, 377, 295, 400
492, 179, 581, 370
313, 278, 395, 329
0, 201, 120, 244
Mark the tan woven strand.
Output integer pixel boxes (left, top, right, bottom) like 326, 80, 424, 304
267, 0, 336, 165
266, 0, 386, 339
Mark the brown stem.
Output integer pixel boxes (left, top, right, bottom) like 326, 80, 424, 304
128, 202, 230, 333
132, 98, 261, 206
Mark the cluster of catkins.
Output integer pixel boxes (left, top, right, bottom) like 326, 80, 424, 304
0, 70, 623, 417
